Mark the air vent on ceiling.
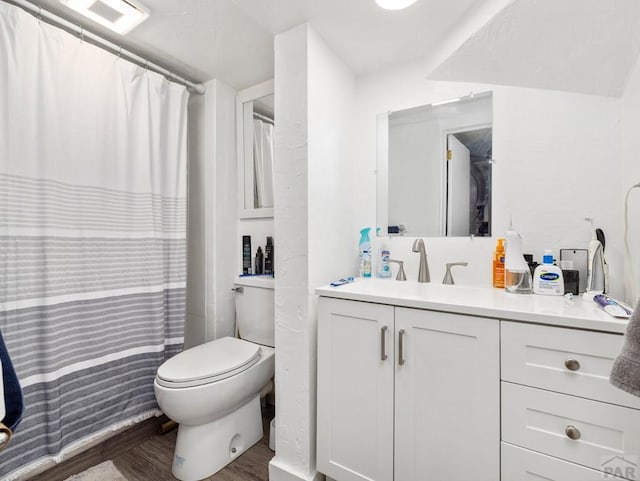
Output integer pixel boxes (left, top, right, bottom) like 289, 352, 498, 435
88, 1, 124, 23
59, 0, 150, 35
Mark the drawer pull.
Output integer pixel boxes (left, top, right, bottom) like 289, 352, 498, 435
564, 359, 581, 371
565, 425, 581, 440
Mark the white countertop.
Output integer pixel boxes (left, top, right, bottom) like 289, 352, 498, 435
315, 278, 630, 334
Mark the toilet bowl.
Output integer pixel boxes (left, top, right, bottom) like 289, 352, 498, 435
154, 276, 275, 481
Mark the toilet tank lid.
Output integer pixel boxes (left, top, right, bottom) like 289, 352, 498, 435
157, 337, 261, 384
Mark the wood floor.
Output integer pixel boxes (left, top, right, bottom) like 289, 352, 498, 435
29, 405, 274, 481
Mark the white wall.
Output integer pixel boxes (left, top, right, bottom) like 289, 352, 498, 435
308, 27, 357, 290
621, 55, 640, 304
184, 78, 238, 349
270, 23, 356, 481
355, 61, 625, 297
207, 79, 240, 339
186, 92, 207, 348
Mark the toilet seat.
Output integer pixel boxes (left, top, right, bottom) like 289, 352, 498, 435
156, 337, 262, 388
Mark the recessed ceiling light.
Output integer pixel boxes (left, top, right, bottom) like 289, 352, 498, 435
59, 0, 150, 34
375, 0, 418, 11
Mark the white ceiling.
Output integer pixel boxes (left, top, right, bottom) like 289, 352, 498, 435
19, 0, 640, 96
428, 0, 640, 97
25, 0, 501, 90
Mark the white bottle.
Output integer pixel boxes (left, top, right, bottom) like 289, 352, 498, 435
533, 250, 564, 296
378, 240, 391, 278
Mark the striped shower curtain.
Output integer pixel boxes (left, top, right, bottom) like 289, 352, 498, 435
0, 3, 187, 478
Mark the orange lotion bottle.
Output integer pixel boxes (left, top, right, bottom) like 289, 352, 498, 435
493, 238, 506, 288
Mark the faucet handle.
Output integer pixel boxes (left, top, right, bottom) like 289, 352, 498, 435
388, 259, 407, 281
442, 262, 468, 285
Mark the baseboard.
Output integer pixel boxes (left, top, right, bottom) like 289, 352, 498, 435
268, 458, 325, 481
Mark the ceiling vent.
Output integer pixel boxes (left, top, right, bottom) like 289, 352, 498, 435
59, 0, 150, 34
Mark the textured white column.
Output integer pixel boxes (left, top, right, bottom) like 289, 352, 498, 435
270, 23, 316, 481
270, 23, 357, 481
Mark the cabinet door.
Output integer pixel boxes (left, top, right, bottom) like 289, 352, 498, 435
317, 298, 395, 481
394, 307, 500, 481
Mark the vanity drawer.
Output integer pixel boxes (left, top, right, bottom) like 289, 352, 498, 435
502, 442, 628, 481
501, 321, 640, 409
502, 382, 640, 473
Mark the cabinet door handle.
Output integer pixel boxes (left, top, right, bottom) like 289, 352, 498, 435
398, 329, 405, 366
380, 326, 388, 361
565, 425, 581, 440
565, 359, 581, 371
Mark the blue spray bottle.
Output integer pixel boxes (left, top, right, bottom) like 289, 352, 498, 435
359, 227, 372, 278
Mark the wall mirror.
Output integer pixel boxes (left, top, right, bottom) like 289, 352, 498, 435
377, 92, 493, 237
237, 80, 274, 219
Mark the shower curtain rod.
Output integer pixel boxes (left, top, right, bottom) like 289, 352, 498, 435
254, 112, 274, 125
5, 0, 206, 95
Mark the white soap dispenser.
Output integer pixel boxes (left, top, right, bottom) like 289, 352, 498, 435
533, 250, 564, 296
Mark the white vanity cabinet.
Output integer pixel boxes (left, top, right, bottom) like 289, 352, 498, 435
317, 298, 395, 481
500, 322, 640, 481
316, 279, 635, 481
317, 297, 500, 481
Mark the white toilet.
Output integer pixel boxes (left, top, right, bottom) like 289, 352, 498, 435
154, 276, 275, 481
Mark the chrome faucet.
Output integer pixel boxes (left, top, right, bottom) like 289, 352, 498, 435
442, 262, 468, 285
411, 238, 430, 282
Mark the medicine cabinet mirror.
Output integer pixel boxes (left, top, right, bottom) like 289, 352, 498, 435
237, 80, 274, 219
377, 91, 493, 237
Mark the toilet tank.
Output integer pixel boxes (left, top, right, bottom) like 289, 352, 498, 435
234, 276, 274, 347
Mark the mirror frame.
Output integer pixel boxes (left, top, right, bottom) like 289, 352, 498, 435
237, 79, 274, 219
